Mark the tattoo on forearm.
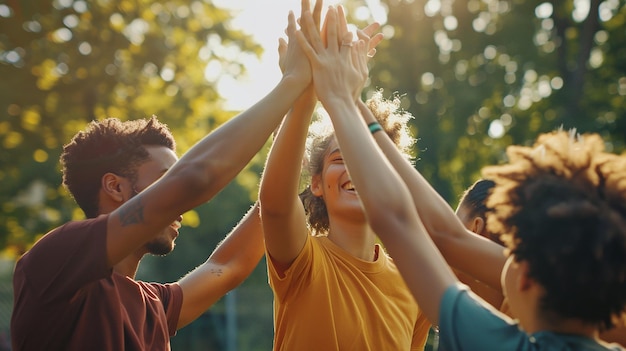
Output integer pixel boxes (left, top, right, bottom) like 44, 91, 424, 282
210, 268, 223, 277
118, 199, 145, 226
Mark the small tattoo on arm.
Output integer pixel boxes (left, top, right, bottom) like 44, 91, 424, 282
118, 199, 145, 226
210, 268, 223, 277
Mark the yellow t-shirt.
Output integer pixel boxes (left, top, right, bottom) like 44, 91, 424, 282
267, 235, 431, 350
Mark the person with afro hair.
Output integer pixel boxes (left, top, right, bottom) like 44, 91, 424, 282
334, 120, 626, 349
454, 177, 626, 347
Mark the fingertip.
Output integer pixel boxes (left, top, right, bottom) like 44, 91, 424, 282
337, 4, 345, 15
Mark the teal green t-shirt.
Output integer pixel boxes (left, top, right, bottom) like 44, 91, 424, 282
439, 283, 623, 351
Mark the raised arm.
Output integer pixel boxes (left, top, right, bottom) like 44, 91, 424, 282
176, 202, 264, 328
298, 6, 457, 325
259, 0, 322, 273
356, 99, 505, 290
104, 11, 310, 270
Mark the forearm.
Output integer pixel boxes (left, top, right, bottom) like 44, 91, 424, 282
258, 88, 317, 268
259, 90, 316, 214
177, 203, 264, 328
358, 100, 505, 290
171, 76, 307, 201
390, 146, 504, 289
205, 202, 264, 276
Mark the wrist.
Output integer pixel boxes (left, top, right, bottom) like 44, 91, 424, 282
279, 74, 309, 94
367, 121, 383, 134
318, 91, 353, 108
293, 89, 317, 110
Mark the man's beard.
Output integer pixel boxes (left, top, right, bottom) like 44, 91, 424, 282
129, 182, 176, 256
145, 235, 175, 256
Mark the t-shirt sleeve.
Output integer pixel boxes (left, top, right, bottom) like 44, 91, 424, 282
16, 215, 111, 301
144, 282, 183, 336
411, 309, 433, 350
439, 283, 527, 351
266, 234, 314, 302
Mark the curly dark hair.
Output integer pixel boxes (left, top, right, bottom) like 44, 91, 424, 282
300, 90, 415, 235
456, 178, 503, 245
60, 116, 175, 218
482, 129, 626, 330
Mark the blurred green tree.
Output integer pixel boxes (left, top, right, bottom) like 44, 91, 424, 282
346, 0, 626, 203
3, 0, 626, 349
0, 0, 263, 253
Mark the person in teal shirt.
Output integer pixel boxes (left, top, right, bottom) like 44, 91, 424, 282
295, 5, 626, 349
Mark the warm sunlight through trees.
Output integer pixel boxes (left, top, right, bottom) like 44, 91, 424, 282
357, 0, 626, 202
1, 1, 626, 349
0, 0, 263, 254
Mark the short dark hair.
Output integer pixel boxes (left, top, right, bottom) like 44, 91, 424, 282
482, 130, 626, 330
60, 116, 175, 218
300, 91, 415, 235
456, 178, 502, 244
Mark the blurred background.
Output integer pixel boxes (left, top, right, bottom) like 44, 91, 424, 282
1, 0, 625, 349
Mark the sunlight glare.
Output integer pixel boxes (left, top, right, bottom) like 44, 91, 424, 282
212, 0, 384, 110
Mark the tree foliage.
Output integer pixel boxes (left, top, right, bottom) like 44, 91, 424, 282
347, 0, 626, 203
0, 0, 262, 253
2, 0, 626, 349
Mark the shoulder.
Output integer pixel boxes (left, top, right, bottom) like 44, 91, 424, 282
439, 283, 526, 351
136, 280, 182, 299
18, 215, 109, 264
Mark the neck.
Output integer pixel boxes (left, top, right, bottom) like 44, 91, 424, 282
525, 313, 600, 340
113, 252, 143, 278
327, 219, 377, 261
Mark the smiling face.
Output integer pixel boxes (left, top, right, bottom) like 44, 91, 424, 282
310, 138, 366, 223
130, 145, 182, 256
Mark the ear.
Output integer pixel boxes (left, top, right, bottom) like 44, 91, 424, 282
472, 217, 486, 236
517, 260, 533, 292
310, 174, 324, 197
101, 172, 126, 203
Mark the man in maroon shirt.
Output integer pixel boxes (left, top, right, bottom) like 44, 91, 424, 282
10, 5, 317, 348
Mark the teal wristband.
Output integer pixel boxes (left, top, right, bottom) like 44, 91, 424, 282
368, 122, 383, 134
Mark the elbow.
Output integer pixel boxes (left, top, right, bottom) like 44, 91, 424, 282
258, 183, 272, 210
166, 160, 218, 202
258, 177, 295, 217
218, 263, 255, 292
368, 207, 414, 241
365, 195, 416, 242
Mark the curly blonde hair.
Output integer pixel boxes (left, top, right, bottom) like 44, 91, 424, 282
300, 90, 415, 235
482, 129, 626, 329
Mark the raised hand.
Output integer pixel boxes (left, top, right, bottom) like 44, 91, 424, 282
278, 9, 311, 86
358, 22, 384, 58
323, 5, 383, 59
297, 6, 369, 105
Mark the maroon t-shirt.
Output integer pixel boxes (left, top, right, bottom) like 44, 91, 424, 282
11, 215, 183, 350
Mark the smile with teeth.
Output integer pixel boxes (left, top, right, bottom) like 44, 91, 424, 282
342, 181, 356, 192
170, 220, 182, 230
